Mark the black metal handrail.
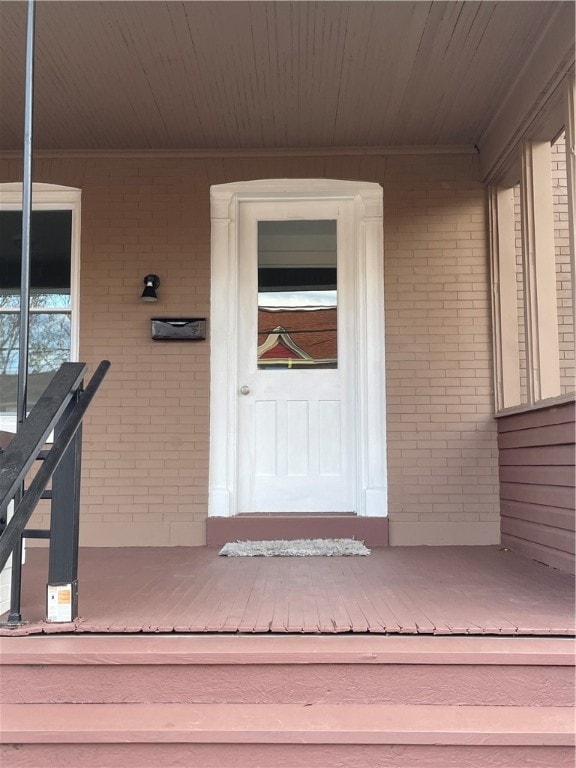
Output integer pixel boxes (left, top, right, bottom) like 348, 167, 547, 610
0, 360, 110, 624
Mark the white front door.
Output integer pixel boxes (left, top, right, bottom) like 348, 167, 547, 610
236, 199, 356, 512
209, 179, 388, 520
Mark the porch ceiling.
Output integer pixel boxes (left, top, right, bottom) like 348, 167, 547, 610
0, 1, 573, 158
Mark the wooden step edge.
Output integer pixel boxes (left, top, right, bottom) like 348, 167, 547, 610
1, 634, 574, 666
205, 515, 389, 546
1, 703, 573, 746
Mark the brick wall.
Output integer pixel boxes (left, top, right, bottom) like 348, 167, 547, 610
514, 184, 528, 403
383, 155, 499, 544
0, 152, 500, 546
551, 133, 575, 395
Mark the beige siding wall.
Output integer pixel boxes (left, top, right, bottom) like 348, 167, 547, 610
0, 152, 500, 546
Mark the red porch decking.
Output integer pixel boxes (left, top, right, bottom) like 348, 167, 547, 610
1, 545, 574, 767
2, 545, 573, 636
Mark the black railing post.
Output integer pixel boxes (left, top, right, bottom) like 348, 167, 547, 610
0, 361, 109, 626
46, 388, 82, 622
16, 0, 36, 433
7, 510, 23, 624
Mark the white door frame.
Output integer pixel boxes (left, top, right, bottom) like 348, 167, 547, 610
209, 178, 387, 518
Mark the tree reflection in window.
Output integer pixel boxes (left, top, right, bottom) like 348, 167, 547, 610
257, 220, 337, 369
0, 210, 72, 419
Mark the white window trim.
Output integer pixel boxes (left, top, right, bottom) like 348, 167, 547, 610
519, 140, 561, 404
488, 186, 521, 412
0, 182, 81, 433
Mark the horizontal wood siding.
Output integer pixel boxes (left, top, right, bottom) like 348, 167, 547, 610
498, 401, 576, 574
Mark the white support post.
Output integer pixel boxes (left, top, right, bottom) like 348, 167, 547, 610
488, 186, 521, 411
520, 141, 561, 403
565, 74, 576, 335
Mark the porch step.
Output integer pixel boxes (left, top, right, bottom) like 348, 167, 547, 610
206, 513, 389, 546
1, 635, 574, 707
1, 703, 573, 767
1, 635, 573, 767
4, 701, 571, 744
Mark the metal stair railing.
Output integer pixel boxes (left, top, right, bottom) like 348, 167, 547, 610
0, 360, 110, 625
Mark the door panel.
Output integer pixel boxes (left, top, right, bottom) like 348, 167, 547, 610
237, 200, 356, 513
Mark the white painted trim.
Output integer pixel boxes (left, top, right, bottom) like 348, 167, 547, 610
519, 142, 561, 404
495, 391, 575, 419
479, 4, 574, 184
0, 146, 477, 161
0, 182, 82, 432
488, 186, 521, 411
209, 179, 387, 518
565, 75, 576, 337
0, 182, 82, 206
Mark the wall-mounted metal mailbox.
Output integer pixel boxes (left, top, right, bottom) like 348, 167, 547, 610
151, 317, 207, 341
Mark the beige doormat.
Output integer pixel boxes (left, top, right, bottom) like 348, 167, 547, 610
219, 538, 370, 557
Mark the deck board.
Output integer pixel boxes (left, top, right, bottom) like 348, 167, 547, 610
0, 545, 573, 636
333, 560, 371, 633
346, 558, 398, 632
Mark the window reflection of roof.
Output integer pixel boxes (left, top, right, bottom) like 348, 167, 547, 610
259, 305, 336, 312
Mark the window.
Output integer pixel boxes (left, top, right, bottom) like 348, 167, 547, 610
257, 220, 338, 369
0, 184, 80, 431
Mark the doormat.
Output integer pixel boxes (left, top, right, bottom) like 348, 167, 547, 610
219, 538, 370, 557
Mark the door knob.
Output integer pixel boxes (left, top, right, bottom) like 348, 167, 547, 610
240, 385, 250, 395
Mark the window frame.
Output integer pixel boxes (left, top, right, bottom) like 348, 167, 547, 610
0, 183, 81, 431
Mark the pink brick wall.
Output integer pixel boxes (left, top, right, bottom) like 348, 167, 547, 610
0, 152, 500, 546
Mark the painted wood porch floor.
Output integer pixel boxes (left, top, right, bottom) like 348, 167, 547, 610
1, 545, 574, 636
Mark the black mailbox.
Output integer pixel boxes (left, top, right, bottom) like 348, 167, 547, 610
151, 317, 207, 341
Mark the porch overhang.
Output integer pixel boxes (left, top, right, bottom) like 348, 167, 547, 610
0, 1, 574, 182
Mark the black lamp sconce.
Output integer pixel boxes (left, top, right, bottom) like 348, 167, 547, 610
141, 274, 160, 302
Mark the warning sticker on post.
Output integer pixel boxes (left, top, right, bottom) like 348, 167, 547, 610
47, 584, 73, 623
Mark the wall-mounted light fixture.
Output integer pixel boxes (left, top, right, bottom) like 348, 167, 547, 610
141, 274, 160, 302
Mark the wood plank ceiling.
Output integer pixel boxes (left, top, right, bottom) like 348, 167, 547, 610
0, 1, 569, 151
